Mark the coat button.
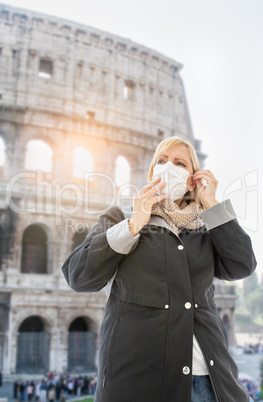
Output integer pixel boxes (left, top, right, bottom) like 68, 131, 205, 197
210, 360, 214, 366
165, 304, 169, 309
195, 304, 198, 308
182, 366, 190, 375
178, 245, 184, 250
185, 302, 191, 309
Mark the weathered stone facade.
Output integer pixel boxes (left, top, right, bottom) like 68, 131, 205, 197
0, 4, 235, 375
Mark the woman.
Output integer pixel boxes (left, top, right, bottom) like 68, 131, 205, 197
62, 136, 256, 402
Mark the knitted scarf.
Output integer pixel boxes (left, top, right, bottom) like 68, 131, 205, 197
151, 198, 205, 235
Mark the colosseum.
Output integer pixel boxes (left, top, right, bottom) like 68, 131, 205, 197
0, 3, 236, 375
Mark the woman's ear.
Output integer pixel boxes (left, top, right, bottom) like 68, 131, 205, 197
188, 182, 196, 192
187, 178, 196, 192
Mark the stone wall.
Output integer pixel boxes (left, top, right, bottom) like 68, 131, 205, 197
0, 3, 198, 144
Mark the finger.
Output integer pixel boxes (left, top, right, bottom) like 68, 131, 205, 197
195, 178, 202, 187
134, 180, 166, 202
193, 170, 217, 181
193, 173, 218, 184
194, 169, 213, 175
195, 177, 216, 193
195, 179, 207, 192
141, 177, 161, 193
193, 170, 215, 178
150, 193, 168, 204
146, 181, 167, 196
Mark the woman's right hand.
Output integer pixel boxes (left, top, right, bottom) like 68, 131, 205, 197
128, 177, 167, 237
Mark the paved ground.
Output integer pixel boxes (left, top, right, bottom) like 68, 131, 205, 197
0, 382, 16, 401
234, 351, 263, 383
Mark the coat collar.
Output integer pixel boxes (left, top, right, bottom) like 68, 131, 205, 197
148, 215, 183, 243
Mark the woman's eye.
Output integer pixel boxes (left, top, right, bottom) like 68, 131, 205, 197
177, 162, 186, 167
156, 159, 186, 167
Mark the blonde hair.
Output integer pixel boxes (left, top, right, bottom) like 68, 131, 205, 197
148, 136, 202, 208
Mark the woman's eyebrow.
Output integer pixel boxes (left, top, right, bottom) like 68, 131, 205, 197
173, 157, 188, 164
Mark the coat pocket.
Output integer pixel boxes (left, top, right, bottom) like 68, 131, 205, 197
111, 280, 170, 309
102, 315, 121, 388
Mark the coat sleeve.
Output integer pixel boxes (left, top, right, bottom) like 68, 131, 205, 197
61, 206, 139, 292
200, 200, 257, 280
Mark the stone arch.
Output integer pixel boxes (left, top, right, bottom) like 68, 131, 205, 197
111, 146, 141, 169
24, 138, 53, 172
23, 132, 56, 151
108, 145, 144, 195
65, 311, 97, 334
114, 155, 131, 195
18, 132, 59, 180
14, 311, 53, 335
68, 316, 92, 331
73, 146, 94, 178
21, 224, 48, 274
19, 315, 46, 331
16, 315, 51, 374
20, 222, 54, 274
67, 315, 96, 373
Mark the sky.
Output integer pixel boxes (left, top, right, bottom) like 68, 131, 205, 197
2, 0, 263, 278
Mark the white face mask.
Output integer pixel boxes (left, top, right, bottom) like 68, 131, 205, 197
152, 160, 190, 201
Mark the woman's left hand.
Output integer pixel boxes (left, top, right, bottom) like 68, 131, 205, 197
192, 169, 219, 209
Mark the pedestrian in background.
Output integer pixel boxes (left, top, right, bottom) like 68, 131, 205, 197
26, 382, 33, 401
39, 379, 47, 402
55, 378, 62, 401
48, 386, 55, 402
